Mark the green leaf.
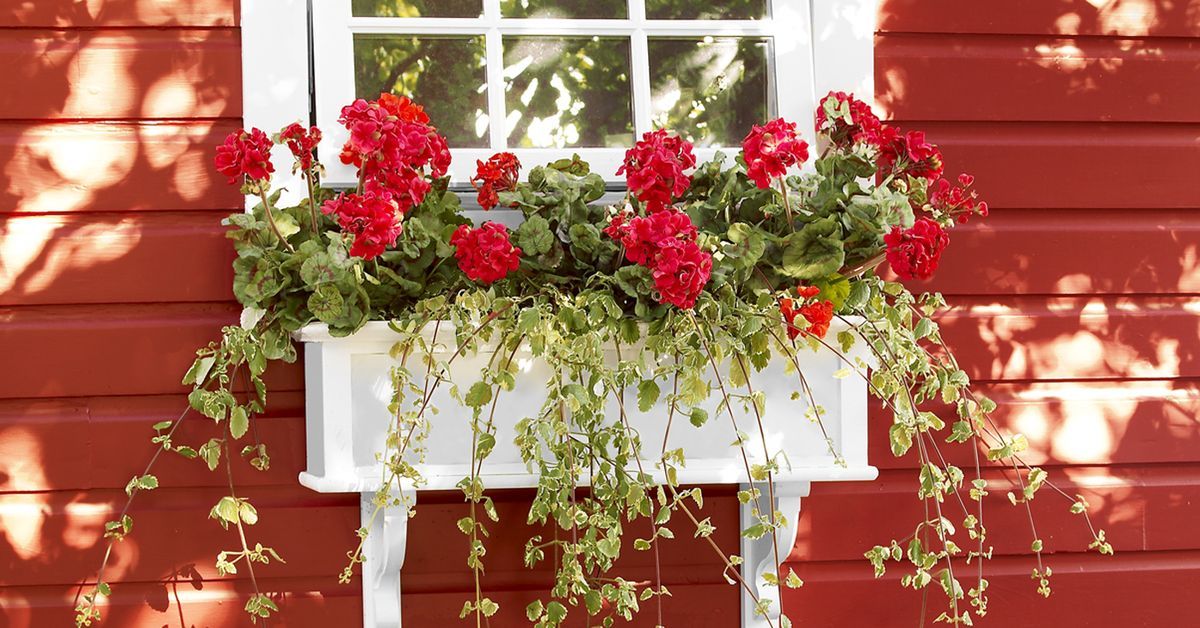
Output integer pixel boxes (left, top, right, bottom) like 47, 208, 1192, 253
515, 214, 554, 256
307, 284, 345, 324
889, 423, 913, 457
229, 406, 249, 440
199, 438, 222, 471
272, 211, 300, 240
210, 496, 240, 526
475, 432, 496, 459
811, 274, 852, 311
636, 380, 660, 413
689, 407, 709, 427
478, 598, 499, 618
947, 420, 973, 443
182, 356, 215, 386
465, 381, 493, 409
238, 500, 258, 525
546, 601, 568, 624
779, 217, 845, 280
526, 600, 544, 621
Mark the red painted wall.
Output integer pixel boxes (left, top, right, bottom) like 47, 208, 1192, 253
1, 1, 1196, 626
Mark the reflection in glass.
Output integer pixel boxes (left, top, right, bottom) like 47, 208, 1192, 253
648, 37, 771, 147
353, 35, 489, 147
645, 0, 767, 20
503, 36, 634, 148
351, 0, 482, 18
500, 0, 627, 19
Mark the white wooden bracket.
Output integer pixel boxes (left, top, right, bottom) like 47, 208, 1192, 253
740, 481, 810, 628
360, 488, 410, 628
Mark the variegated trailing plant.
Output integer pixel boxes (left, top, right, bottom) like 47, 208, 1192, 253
75, 92, 1112, 627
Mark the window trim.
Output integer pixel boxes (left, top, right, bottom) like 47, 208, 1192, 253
244, 0, 878, 190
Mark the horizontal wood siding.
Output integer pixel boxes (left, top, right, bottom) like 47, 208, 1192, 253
2, 1, 1196, 626
779, 2, 1200, 626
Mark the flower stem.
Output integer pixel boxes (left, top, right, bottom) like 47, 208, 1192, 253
777, 178, 796, 233
257, 190, 295, 252
305, 170, 320, 235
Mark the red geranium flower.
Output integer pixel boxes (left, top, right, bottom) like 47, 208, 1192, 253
321, 192, 404, 260
450, 222, 522, 285
214, 128, 274, 185
337, 95, 452, 213
816, 91, 883, 148
928, 173, 989, 224
617, 129, 696, 213
471, 152, 521, 210
650, 240, 711, 310
279, 123, 322, 172
884, 218, 950, 280
779, 285, 833, 340
604, 208, 698, 266
604, 208, 711, 309
378, 93, 429, 124
742, 118, 809, 189
879, 130, 943, 181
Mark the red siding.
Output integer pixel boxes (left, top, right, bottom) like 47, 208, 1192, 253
779, 2, 1200, 626
1, 1, 1196, 627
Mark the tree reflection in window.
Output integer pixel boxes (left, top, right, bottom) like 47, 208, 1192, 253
503, 36, 634, 148
649, 37, 771, 147
353, 35, 490, 147
351, 0, 482, 18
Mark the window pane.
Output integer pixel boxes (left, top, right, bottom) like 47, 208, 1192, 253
503, 36, 634, 148
351, 0, 482, 18
500, 0, 627, 19
645, 0, 768, 20
648, 37, 771, 147
353, 35, 489, 147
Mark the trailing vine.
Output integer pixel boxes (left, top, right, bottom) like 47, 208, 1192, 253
73, 92, 1113, 627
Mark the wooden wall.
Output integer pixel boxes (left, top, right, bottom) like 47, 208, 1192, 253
1, 0, 1196, 626
780, 1, 1200, 625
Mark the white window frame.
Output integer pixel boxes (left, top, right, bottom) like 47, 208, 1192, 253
245, 0, 878, 188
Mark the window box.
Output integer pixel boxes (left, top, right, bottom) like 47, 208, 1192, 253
294, 319, 877, 627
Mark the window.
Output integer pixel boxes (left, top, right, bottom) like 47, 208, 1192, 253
244, 1, 876, 191
311, 0, 828, 185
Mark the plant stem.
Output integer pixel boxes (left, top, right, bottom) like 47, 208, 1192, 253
257, 190, 295, 252
305, 170, 320, 235
777, 178, 796, 233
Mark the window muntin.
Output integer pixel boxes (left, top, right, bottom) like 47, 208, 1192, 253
312, 0, 819, 185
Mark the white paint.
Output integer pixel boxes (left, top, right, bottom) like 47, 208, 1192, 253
308, 0, 873, 186
241, 0, 311, 207
243, 3, 880, 625
296, 319, 877, 627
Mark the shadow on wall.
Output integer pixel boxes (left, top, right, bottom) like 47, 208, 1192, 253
1, 0, 1199, 626
0, 2, 276, 627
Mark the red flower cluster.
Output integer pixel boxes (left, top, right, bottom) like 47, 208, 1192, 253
321, 192, 404, 260
884, 218, 950, 280
605, 208, 711, 310
471, 152, 521, 210
779, 286, 834, 340
279, 123, 322, 172
651, 240, 712, 310
815, 91, 944, 181
617, 129, 696, 213
816, 91, 883, 148
214, 128, 274, 185
603, 208, 698, 265
879, 130, 943, 180
338, 94, 451, 213
742, 118, 809, 188
450, 222, 522, 285
929, 173, 989, 224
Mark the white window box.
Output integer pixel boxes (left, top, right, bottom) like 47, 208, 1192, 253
294, 319, 877, 627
